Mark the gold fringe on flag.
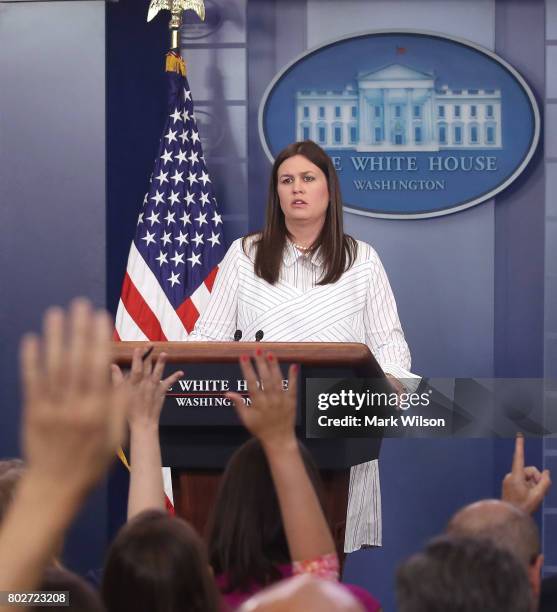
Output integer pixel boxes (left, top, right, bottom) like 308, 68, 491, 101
166, 51, 186, 76
117, 447, 130, 471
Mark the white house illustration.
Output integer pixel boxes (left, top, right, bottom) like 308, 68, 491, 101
296, 64, 502, 151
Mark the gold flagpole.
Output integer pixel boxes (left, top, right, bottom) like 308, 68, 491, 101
147, 0, 206, 50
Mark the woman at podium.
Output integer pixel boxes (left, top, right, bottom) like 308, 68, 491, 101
191, 140, 416, 552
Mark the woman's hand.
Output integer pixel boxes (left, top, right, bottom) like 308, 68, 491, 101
111, 349, 183, 432
113, 349, 183, 519
226, 351, 298, 449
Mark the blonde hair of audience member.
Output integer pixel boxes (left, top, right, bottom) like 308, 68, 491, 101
239, 575, 364, 612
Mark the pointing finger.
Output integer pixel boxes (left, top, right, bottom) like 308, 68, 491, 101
512, 433, 525, 474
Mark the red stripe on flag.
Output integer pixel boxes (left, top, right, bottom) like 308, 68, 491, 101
204, 265, 219, 292
113, 328, 121, 341
176, 298, 199, 334
120, 273, 168, 341
165, 495, 175, 515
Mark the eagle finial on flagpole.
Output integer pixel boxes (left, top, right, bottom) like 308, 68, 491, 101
147, 0, 206, 49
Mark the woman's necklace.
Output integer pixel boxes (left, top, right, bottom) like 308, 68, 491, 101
292, 242, 311, 251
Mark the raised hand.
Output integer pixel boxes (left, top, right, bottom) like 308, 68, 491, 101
502, 433, 551, 514
113, 348, 183, 520
20, 298, 130, 498
226, 351, 298, 449
0, 299, 131, 597
111, 349, 183, 431
227, 352, 336, 564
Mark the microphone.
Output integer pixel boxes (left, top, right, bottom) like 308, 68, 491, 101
255, 330, 264, 342
233, 329, 242, 342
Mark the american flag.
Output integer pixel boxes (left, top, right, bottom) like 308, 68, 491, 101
115, 52, 225, 340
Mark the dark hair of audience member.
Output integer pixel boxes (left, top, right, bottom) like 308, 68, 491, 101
396, 535, 531, 612
0, 459, 25, 524
102, 510, 219, 612
30, 566, 104, 612
207, 437, 325, 593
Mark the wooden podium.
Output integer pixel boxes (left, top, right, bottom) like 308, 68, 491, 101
112, 341, 385, 555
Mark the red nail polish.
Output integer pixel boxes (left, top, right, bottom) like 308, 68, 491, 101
267, 353, 274, 362
292, 364, 299, 373
241, 355, 249, 362
256, 349, 263, 356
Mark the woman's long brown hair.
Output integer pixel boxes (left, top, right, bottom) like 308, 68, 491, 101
244, 140, 357, 285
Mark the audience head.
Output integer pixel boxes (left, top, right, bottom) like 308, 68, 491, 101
31, 566, 104, 612
239, 575, 364, 612
0, 459, 25, 525
102, 509, 219, 612
396, 535, 531, 612
447, 499, 542, 606
207, 437, 323, 591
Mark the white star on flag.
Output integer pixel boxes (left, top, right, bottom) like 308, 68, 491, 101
175, 231, 189, 246
171, 252, 185, 267
146, 211, 160, 226
192, 232, 204, 247
155, 170, 169, 185
160, 149, 173, 165
170, 108, 182, 123
156, 250, 168, 266
195, 212, 208, 227
151, 190, 165, 206
188, 252, 201, 267
168, 271, 180, 286
208, 231, 221, 246
168, 191, 181, 206
141, 230, 156, 246
199, 171, 211, 186
164, 128, 178, 144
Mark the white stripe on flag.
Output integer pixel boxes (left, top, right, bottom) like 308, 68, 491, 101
162, 466, 174, 506
115, 299, 149, 341
189, 280, 211, 315
127, 242, 188, 340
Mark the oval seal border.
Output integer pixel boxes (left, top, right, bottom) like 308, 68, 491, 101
258, 29, 541, 220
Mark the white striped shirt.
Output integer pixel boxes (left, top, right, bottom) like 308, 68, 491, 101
192, 236, 416, 550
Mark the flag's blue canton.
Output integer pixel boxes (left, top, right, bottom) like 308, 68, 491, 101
133, 71, 224, 309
